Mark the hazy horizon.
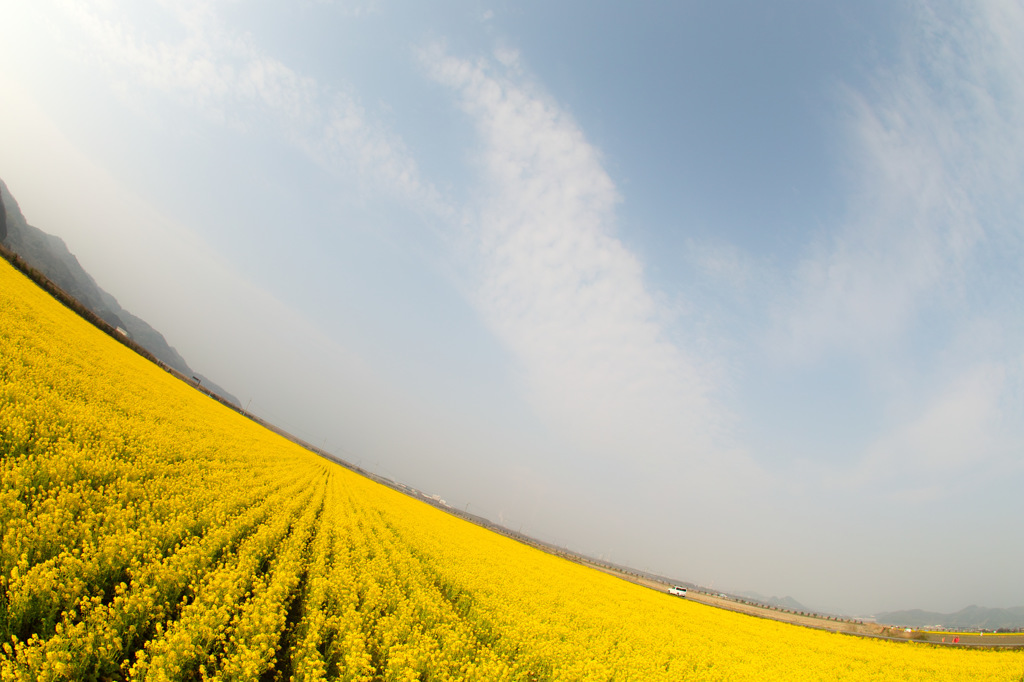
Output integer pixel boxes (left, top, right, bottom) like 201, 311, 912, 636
2, 0, 1023, 616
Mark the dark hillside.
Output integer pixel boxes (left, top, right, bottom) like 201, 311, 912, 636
0, 177, 238, 405
876, 605, 1024, 630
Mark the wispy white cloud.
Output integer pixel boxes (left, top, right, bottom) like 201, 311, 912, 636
56, 0, 449, 217
421, 46, 737, 470
775, 1, 1024, 363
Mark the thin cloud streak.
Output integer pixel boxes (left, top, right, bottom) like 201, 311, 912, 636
423, 47, 736, 470
58, 0, 450, 218
776, 1, 1023, 364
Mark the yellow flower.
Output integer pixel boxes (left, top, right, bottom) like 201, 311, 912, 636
4, 255, 1024, 681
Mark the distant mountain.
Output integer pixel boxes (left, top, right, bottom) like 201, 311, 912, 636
738, 592, 810, 613
875, 605, 1024, 630
0, 177, 239, 406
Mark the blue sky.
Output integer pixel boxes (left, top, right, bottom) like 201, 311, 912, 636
2, 0, 1023, 615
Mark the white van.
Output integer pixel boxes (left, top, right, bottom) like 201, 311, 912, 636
669, 586, 687, 597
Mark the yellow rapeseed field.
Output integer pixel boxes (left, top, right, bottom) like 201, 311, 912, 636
2, 255, 1022, 681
